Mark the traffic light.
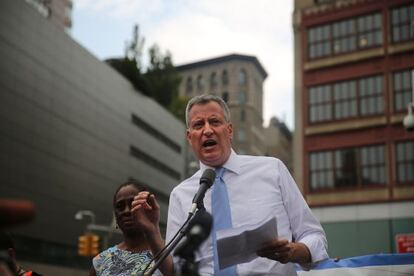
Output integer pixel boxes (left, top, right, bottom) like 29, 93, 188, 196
78, 234, 90, 256
78, 233, 100, 257
90, 234, 100, 256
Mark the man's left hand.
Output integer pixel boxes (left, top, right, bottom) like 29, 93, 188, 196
257, 239, 311, 265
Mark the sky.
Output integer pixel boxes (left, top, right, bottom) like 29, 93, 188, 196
71, 0, 294, 130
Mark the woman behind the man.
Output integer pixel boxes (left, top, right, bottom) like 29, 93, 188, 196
90, 180, 173, 276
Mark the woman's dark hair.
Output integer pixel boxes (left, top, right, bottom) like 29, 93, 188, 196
113, 178, 148, 207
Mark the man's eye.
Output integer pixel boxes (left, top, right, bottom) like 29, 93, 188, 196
210, 119, 221, 126
192, 122, 203, 129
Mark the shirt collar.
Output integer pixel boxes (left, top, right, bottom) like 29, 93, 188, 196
199, 149, 241, 175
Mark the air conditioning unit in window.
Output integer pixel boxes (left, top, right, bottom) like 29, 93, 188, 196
403, 103, 414, 132
404, 70, 414, 132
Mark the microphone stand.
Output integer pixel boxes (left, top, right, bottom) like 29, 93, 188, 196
144, 206, 204, 276
178, 253, 198, 276
176, 203, 207, 276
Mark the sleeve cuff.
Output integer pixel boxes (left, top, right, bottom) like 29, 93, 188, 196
298, 235, 329, 270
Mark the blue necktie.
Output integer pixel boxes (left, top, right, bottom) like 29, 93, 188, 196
212, 167, 237, 276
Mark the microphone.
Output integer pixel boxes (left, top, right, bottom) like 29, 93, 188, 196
174, 210, 212, 259
190, 169, 216, 214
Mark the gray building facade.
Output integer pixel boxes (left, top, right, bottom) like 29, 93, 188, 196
0, 0, 185, 272
264, 117, 293, 173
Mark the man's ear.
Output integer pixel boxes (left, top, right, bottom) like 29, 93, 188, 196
227, 123, 233, 142
186, 129, 192, 145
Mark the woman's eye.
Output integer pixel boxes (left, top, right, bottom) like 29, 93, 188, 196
115, 203, 124, 211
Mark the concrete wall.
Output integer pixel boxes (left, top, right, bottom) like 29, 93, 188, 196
0, 0, 186, 271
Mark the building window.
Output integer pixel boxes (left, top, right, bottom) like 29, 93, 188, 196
333, 80, 357, 120
131, 114, 182, 153
308, 25, 331, 59
310, 151, 334, 190
309, 85, 332, 123
357, 13, 382, 49
333, 19, 356, 54
197, 74, 204, 90
186, 77, 193, 95
308, 12, 382, 59
130, 146, 181, 180
238, 128, 246, 142
396, 141, 414, 184
309, 145, 386, 190
360, 145, 386, 185
239, 91, 247, 104
210, 72, 217, 90
239, 69, 247, 85
309, 75, 384, 123
359, 76, 384, 116
334, 148, 358, 188
222, 91, 229, 103
240, 109, 246, 122
222, 70, 229, 85
391, 3, 414, 43
393, 69, 413, 112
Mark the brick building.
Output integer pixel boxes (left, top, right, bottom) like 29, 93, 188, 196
293, 0, 414, 257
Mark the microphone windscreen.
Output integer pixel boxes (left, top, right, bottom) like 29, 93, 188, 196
0, 199, 36, 228
190, 209, 213, 238
200, 169, 216, 188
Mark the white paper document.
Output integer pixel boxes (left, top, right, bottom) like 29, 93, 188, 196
216, 216, 278, 269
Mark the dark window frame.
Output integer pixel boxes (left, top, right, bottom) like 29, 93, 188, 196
309, 144, 386, 191
210, 72, 218, 90
391, 3, 414, 44
396, 140, 414, 184
307, 12, 382, 60
239, 69, 248, 85
222, 91, 229, 103
308, 75, 384, 124
131, 114, 182, 153
186, 76, 193, 95
240, 109, 246, 122
196, 74, 204, 90
222, 70, 229, 86
393, 69, 413, 112
130, 145, 181, 180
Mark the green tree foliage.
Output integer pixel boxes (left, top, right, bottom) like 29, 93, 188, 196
144, 45, 182, 111
106, 25, 185, 122
106, 58, 149, 97
169, 96, 189, 124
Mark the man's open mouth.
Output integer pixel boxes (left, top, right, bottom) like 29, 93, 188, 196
203, 139, 217, 148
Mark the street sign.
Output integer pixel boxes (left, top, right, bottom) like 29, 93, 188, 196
396, 233, 414, 253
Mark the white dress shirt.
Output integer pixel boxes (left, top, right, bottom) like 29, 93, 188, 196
166, 150, 328, 275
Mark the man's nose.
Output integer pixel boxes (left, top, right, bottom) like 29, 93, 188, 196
203, 123, 213, 135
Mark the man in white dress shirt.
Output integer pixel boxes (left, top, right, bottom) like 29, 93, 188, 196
166, 94, 328, 275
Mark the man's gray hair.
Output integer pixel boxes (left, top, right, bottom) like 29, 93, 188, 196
185, 94, 231, 127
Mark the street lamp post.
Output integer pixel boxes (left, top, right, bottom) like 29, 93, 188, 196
75, 210, 121, 250
75, 210, 96, 225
